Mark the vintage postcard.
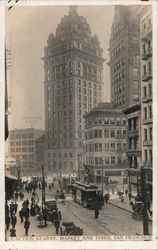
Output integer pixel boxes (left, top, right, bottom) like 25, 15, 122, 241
0, 0, 158, 249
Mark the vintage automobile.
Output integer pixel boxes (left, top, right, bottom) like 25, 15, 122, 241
60, 222, 83, 235
45, 199, 57, 211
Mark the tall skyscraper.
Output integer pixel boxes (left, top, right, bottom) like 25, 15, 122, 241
43, 6, 104, 175
108, 6, 140, 109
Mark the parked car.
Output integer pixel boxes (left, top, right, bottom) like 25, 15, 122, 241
45, 199, 57, 211
60, 222, 83, 235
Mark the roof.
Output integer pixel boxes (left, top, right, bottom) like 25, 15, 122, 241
123, 103, 141, 114
84, 102, 123, 117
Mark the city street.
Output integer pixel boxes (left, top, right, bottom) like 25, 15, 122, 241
6, 181, 152, 240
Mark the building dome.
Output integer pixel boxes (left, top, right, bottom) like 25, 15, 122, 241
56, 6, 92, 36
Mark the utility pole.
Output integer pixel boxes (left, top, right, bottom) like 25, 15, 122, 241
141, 167, 149, 235
101, 159, 104, 195
41, 164, 45, 213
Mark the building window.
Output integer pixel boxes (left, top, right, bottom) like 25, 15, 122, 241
105, 157, 109, 164
94, 130, 98, 138
95, 157, 98, 165
149, 127, 152, 141
99, 143, 102, 152
144, 107, 147, 119
144, 149, 148, 162
111, 130, 115, 138
144, 128, 147, 141
149, 149, 152, 163
149, 105, 152, 118
105, 143, 109, 151
111, 143, 115, 151
111, 157, 115, 165
104, 130, 109, 138
148, 83, 152, 96
95, 143, 98, 152
99, 130, 102, 138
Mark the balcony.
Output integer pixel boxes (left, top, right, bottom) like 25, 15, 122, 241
142, 94, 152, 103
142, 71, 152, 82
143, 160, 152, 168
141, 26, 152, 41
128, 130, 138, 137
126, 149, 141, 157
142, 48, 152, 60
143, 117, 152, 125
143, 140, 152, 147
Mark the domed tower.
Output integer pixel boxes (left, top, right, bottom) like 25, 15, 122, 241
43, 6, 105, 175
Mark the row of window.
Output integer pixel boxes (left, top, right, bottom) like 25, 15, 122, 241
10, 134, 34, 140
144, 127, 152, 141
86, 156, 126, 165
114, 95, 126, 107
48, 152, 74, 158
48, 161, 74, 170
86, 116, 126, 127
143, 61, 152, 76
10, 154, 34, 160
10, 147, 34, 153
85, 142, 126, 152
143, 105, 152, 120
143, 83, 152, 98
10, 140, 34, 146
85, 129, 126, 140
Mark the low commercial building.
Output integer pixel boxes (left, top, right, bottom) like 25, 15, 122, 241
8, 128, 44, 176
83, 102, 127, 184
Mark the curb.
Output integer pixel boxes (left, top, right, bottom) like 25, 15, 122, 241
108, 201, 152, 222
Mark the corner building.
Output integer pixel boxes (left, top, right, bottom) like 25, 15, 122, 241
109, 6, 140, 109
43, 6, 104, 175
84, 102, 127, 184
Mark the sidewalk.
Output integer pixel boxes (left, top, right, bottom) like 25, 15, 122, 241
108, 195, 152, 222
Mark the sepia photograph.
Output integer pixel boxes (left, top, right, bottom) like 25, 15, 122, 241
1, 0, 158, 249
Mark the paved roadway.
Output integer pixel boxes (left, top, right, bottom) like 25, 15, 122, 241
6, 181, 152, 239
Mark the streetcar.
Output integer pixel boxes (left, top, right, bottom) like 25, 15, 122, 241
71, 182, 104, 209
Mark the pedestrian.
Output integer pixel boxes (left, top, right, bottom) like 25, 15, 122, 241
5, 214, 10, 230
24, 218, 30, 236
94, 208, 99, 219
43, 206, 48, 226
11, 213, 17, 229
51, 182, 54, 188
105, 194, 108, 204
54, 219, 60, 234
49, 184, 51, 192
125, 189, 128, 197
23, 206, 30, 219
14, 201, 18, 214
121, 194, 124, 203
9, 202, 14, 218
128, 192, 132, 201
10, 228, 16, 237
25, 198, 29, 207
19, 209, 24, 223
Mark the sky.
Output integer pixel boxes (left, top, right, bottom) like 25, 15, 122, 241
5, 5, 114, 130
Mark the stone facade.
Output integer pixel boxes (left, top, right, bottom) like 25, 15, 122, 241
138, 5, 152, 198
84, 102, 127, 184
43, 6, 104, 174
109, 6, 140, 109
8, 128, 44, 175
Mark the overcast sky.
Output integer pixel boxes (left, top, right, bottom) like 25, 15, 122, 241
6, 5, 114, 130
